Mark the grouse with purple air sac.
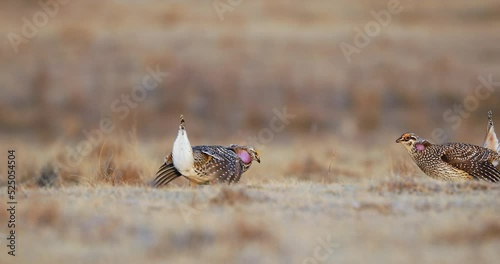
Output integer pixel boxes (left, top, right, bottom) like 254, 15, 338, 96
396, 132, 500, 183
153, 115, 260, 187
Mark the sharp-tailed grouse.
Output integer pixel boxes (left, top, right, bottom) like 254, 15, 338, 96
154, 115, 260, 187
396, 127, 500, 183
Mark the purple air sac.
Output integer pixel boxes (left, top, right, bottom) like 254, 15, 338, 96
416, 143, 426, 152
238, 150, 252, 164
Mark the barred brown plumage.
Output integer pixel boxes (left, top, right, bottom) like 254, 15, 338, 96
396, 132, 500, 183
153, 116, 260, 187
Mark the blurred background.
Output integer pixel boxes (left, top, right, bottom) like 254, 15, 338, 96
2, 2, 500, 263
1, 0, 500, 184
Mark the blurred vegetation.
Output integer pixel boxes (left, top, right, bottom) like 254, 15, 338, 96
1, 4, 500, 263
1, 0, 500, 144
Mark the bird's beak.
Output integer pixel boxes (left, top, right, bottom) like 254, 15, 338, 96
396, 138, 402, 143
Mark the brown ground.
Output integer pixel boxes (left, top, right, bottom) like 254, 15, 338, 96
1, 179, 500, 264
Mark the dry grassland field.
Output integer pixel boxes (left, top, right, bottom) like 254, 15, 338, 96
1, 1, 500, 264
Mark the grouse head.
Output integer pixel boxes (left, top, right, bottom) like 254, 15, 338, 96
396, 133, 432, 153
230, 145, 261, 164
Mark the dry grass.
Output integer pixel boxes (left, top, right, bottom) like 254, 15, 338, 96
1, 137, 500, 264
1, 180, 499, 264
1, 128, 499, 264
369, 177, 500, 194
435, 220, 500, 244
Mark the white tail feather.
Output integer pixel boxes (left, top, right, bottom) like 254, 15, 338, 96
483, 111, 500, 153
172, 116, 196, 176
483, 111, 500, 166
